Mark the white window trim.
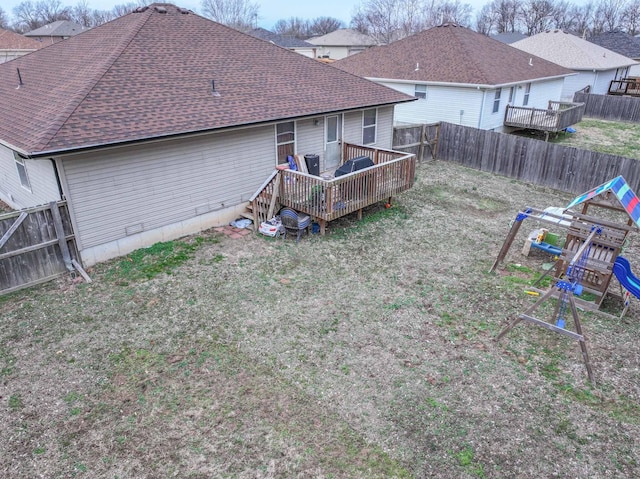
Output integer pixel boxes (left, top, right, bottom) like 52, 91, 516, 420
492, 88, 502, 114
523, 83, 531, 106
326, 115, 339, 144
275, 121, 296, 165
508, 86, 515, 103
415, 84, 427, 100
362, 108, 377, 145
14, 154, 32, 191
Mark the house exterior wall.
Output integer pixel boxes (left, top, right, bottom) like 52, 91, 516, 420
59, 126, 275, 265
385, 78, 565, 131
313, 45, 350, 60
343, 106, 394, 149
0, 144, 60, 209
296, 117, 326, 170
562, 71, 597, 100
593, 69, 619, 95
292, 47, 316, 58
56, 108, 388, 265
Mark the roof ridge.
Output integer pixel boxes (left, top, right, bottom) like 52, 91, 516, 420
34, 10, 152, 152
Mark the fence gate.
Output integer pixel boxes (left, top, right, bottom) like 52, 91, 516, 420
0, 201, 82, 295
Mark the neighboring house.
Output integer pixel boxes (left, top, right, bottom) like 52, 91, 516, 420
588, 31, 640, 77
0, 4, 413, 266
512, 30, 637, 100
490, 32, 527, 44
248, 27, 316, 58
307, 28, 376, 59
24, 20, 88, 45
0, 27, 43, 63
333, 23, 574, 131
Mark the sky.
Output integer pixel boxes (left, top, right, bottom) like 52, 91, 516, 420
1, 0, 491, 30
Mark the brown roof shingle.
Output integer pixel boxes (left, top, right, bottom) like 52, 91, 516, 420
0, 28, 43, 50
0, 4, 413, 156
333, 23, 573, 86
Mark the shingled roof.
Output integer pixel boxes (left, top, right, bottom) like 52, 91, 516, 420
588, 31, 640, 61
332, 23, 572, 86
0, 28, 43, 50
24, 20, 88, 38
512, 30, 637, 71
0, 4, 412, 157
248, 27, 314, 49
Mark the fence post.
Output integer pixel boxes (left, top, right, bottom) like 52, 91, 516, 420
50, 201, 73, 272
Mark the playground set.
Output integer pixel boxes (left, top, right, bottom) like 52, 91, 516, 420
490, 176, 640, 383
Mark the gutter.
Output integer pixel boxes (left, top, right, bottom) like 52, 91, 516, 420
365, 73, 577, 90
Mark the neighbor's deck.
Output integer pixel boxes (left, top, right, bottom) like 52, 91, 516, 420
250, 143, 416, 234
504, 101, 584, 133
608, 78, 640, 97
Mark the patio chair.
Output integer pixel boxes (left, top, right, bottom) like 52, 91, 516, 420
279, 208, 311, 242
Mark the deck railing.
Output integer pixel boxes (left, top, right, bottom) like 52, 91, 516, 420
608, 78, 640, 96
250, 143, 416, 234
504, 101, 584, 132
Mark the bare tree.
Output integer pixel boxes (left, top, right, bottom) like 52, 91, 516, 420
352, 0, 433, 44
621, 0, 640, 34
0, 7, 9, 29
475, 3, 496, 34
568, 1, 595, 37
201, 0, 259, 30
519, 0, 555, 35
594, 0, 624, 33
273, 17, 309, 37
482, 0, 521, 34
435, 0, 473, 26
12, 0, 70, 32
308, 17, 344, 36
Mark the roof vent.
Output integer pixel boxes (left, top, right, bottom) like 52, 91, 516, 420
415, 62, 420, 71
16, 68, 23, 89
211, 80, 221, 97
154, 6, 167, 14
528, 58, 533, 66
134, 6, 148, 13
177, 7, 191, 14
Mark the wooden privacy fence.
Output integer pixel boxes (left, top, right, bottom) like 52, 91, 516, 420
392, 123, 439, 161
0, 201, 85, 295
436, 122, 640, 195
573, 91, 640, 122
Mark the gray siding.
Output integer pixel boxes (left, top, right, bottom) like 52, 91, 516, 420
61, 126, 274, 249
296, 117, 326, 170
343, 107, 394, 149
0, 144, 60, 208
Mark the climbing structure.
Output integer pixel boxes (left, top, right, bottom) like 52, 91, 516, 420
492, 176, 640, 383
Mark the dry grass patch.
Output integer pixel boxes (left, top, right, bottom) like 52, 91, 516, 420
1, 161, 639, 478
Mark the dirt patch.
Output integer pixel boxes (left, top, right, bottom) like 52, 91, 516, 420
0, 200, 13, 214
1, 161, 639, 478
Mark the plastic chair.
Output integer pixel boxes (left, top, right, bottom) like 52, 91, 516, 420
279, 208, 311, 242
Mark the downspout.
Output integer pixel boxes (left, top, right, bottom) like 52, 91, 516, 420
50, 158, 64, 200
477, 88, 487, 129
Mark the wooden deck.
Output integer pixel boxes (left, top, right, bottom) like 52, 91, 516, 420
250, 143, 416, 234
608, 78, 640, 97
503, 101, 584, 133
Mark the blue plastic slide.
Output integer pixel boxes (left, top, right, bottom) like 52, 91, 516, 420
612, 256, 640, 299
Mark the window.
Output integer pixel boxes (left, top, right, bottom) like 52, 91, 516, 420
276, 121, 295, 164
415, 84, 427, 99
508, 86, 515, 103
326, 115, 338, 143
362, 108, 377, 145
523, 83, 531, 106
492, 88, 502, 113
14, 154, 31, 191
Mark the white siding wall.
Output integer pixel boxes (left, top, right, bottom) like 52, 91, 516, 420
479, 88, 505, 130
0, 144, 60, 209
562, 71, 596, 100
60, 126, 275, 257
629, 64, 640, 77
380, 81, 484, 128
593, 69, 618, 95
313, 45, 350, 59
524, 78, 565, 108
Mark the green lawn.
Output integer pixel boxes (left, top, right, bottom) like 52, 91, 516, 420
551, 118, 640, 159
